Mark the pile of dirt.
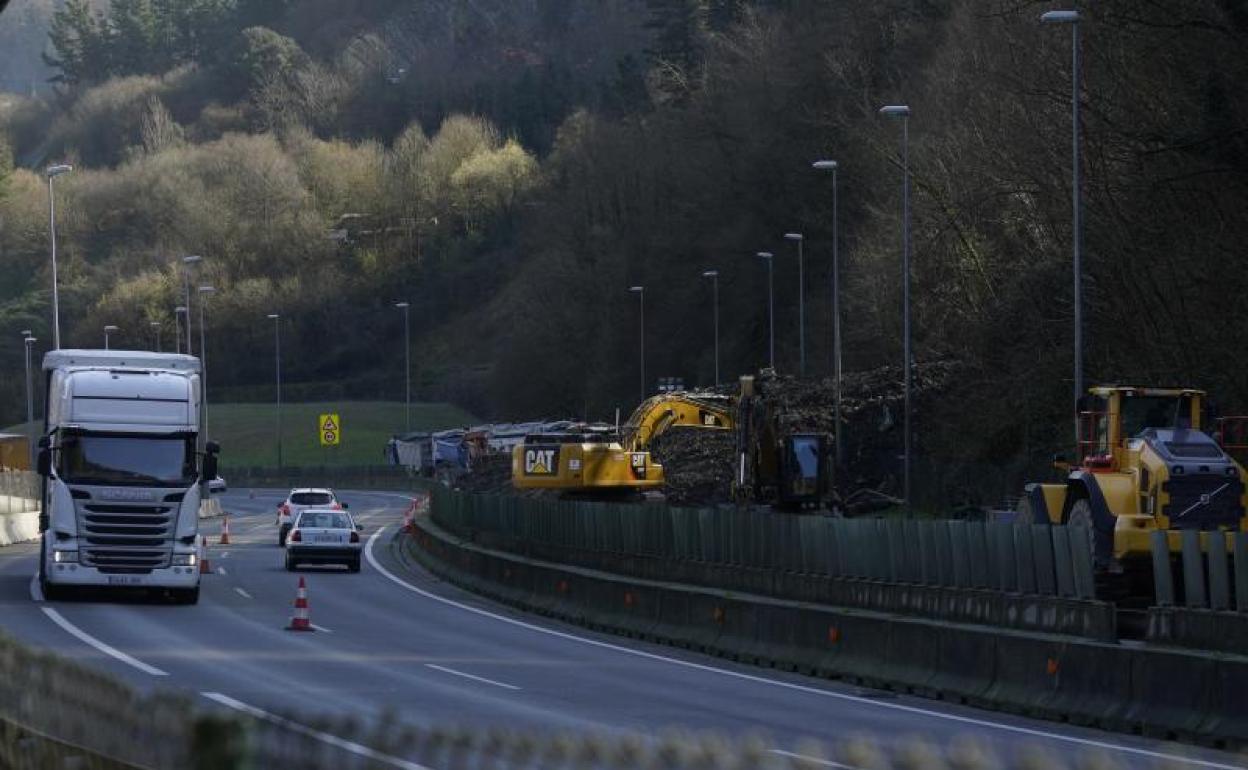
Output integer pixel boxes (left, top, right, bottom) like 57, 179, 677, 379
650, 428, 736, 507
452, 453, 513, 494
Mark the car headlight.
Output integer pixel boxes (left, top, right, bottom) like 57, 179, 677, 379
52, 550, 78, 564
172, 554, 198, 567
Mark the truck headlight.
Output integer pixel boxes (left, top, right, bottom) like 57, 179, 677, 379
172, 554, 198, 567
52, 550, 78, 564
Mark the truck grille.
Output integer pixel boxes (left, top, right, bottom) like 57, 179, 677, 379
1163, 476, 1245, 530
76, 497, 174, 572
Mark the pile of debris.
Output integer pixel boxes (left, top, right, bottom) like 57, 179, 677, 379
451, 453, 513, 494
651, 361, 959, 508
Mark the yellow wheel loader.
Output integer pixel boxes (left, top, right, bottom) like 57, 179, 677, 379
732, 375, 832, 510
511, 392, 734, 495
1019, 386, 1248, 572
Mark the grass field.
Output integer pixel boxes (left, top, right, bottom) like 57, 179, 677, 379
4, 401, 478, 469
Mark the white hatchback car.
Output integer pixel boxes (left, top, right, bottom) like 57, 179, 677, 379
277, 488, 343, 546
284, 508, 363, 572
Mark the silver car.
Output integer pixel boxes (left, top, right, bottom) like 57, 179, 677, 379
284, 508, 363, 572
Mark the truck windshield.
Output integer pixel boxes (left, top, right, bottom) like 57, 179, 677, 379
57, 434, 196, 486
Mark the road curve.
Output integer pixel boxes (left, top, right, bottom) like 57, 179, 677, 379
0, 489, 1242, 768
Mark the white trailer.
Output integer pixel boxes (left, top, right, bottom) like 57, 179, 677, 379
36, 350, 220, 603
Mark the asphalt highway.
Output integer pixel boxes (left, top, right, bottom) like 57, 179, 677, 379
0, 489, 1243, 768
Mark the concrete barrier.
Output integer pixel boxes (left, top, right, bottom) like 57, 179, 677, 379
0, 509, 39, 546
406, 511, 1248, 749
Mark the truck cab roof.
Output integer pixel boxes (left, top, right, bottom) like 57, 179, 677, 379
43, 349, 200, 374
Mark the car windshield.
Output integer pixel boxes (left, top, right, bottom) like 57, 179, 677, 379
57, 433, 196, 486
291, 492, 333, 505
297, 511, 351, 530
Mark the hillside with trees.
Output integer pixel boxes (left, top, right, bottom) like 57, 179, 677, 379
2, 0, 1247, 504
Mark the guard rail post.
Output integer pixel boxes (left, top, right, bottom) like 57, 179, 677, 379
1207, 531, 1231, 612
1151, 530, 1175, 607
1181, 529, 1208, 609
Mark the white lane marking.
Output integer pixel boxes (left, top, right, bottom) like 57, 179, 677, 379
365, 528, 1243, 770
201, 692, 430, 770
217, 566, 228, 576
234, 587, 252, 600
770, 749, 859, 769
220, 551, 231, 559
41, 607, 168, 677
425, 663, 520, 691
30, 574, 43, 602
311, 624, 334, 634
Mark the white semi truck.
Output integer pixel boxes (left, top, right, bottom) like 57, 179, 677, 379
36, 350, 220, 604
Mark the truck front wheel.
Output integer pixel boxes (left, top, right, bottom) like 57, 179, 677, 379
172, 587, 200, 605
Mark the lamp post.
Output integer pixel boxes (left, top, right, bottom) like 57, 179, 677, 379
784, 232, 806, 376
150, 321, 162, 352
174, 306, 186, 354
182, 256, 202, 354
756, 252, 775, 370
1041, 9, 1084, 420
45, 164, 72, 349
702, 270, 720, 387
394, 302, 411, 432
629, 286, 645, 399
198, 285, 215, 443
22, 331, 35, 467
267, 313, 282, 470
103, 325, 118, 350
813, 159, 843, 468
879, 103, 912, 512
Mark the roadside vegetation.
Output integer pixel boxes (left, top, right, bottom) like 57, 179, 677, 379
1, 1, 1246, 504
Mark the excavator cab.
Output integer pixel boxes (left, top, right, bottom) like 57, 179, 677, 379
733, 376, 832, 511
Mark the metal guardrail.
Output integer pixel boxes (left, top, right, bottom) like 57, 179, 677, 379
0, 470, 39, 515
1152, 529, 1248, 612
432, 489, 1098, 601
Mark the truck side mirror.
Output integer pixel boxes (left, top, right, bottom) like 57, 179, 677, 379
36, 448, 51, 477
205, 440, 221, 454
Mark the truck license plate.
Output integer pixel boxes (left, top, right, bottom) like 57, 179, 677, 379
106, 575, 143, 585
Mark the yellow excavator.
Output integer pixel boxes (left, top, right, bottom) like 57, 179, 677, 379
1018, 386, 1248, 573
511, 392, 734, 495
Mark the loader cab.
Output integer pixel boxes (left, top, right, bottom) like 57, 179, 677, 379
1077, 387, 1204, 471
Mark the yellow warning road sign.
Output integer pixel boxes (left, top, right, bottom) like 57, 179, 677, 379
319, 413, 340, 446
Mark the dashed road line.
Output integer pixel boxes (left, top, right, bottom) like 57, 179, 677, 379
234, 587, 252, 600
201, 692, 429, 770
310, 624, 334, 634
425, 663, 520, 691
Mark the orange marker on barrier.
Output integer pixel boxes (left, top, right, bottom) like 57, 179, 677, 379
286, 577, 313, 632
218, 515, 232, 545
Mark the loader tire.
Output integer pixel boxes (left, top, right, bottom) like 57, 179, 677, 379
1066, 499, 1106, 571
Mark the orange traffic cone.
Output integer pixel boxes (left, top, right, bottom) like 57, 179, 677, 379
199, 535, 213, 574
286, 577, 313, 632
218, 514, 231, 545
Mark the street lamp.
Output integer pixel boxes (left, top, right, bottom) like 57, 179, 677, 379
103, 324, 118, 350
198, 285, 215, 443
702, 270, 720, 387
267, 313, 283, 470
629, 286, 645, 399
150, 321, 162, 352
879, 103, 912, 512
756, 252, 775, 370
174, 306, 187, 354
784, 232, 806, 376
813, 159, 844, 468
1041, 8, 1084, 420
394, 302, 411, 432
182, 256, 202, 354
45, 164, 72, 349
21, 331, 35, 467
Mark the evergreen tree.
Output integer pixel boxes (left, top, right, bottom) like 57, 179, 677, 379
45, 0, 112, 84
